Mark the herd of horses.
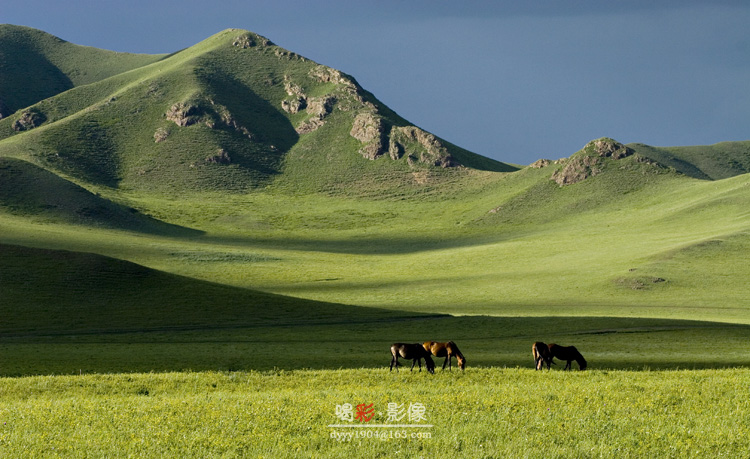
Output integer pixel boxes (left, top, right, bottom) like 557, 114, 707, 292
389, 340, 586, 373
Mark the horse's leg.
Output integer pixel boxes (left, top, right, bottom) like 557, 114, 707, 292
390, 354, 398, 371
565, 360, 571, 370
443, 355, 449, 370
535, 357, 541, 370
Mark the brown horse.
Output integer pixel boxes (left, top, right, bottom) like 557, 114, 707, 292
548, 343, 587, 370
390, 343, 435, 374
532, 341, 554, 370
423, 341, 466, 371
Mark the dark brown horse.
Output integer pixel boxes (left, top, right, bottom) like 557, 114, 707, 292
548, 343, 587, 370
423, 341, 466, 370
532, 341, 554, 370
390, 343, 435, 373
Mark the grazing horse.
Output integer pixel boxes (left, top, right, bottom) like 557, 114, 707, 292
423, 341, 466, 371
548, 343, 587, 371
532, 341, 554, 370
390, 343, 435, 374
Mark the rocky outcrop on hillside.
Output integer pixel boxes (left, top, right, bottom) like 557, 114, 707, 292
232, 31, 273, 49
165, 99, 254, 139
348, 111, 456, 167
388, 126, 456, 167
12, 108, 46, 131
166, 102, 199, 127
591, 138, 633, 160
281, 74, 340, 134
550, 138, 634, 185
350, 112, 385, 160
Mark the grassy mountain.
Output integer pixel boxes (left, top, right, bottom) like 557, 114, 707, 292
0, 26, 515, 197
0, 24, 164, 116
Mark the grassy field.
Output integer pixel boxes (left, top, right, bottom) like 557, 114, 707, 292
2, 25, 750, 457
1, 369, 749, 457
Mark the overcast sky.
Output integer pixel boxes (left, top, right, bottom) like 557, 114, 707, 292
4, 1, 749, 165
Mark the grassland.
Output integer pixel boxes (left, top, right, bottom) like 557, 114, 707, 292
1, 25, 750, 457
1, 369, 749, 457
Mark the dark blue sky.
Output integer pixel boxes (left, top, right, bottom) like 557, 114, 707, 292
4, 1, 749, 165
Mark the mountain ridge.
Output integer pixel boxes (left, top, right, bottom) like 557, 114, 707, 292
0, 26, 516, 197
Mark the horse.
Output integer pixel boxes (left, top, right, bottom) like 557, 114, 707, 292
390, 343, 435, 374
548, 343, 587, 370
423, 341, 466, 371
532, 341, 554, 370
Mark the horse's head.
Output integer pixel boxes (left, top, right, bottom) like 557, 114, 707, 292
457, 355, 466, 371
578, 357, 587, 371
425, 356, 435, 374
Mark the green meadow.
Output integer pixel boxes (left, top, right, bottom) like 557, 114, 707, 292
1, 369, 749, 457
1, 25, 750, 456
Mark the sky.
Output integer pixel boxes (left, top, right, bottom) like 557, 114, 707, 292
3, 0, 749, 165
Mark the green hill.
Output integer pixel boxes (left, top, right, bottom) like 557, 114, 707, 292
0, 157, 197, 234
0, 24, 164, 116
0, 27, 515, 195
629, 141, 750, 180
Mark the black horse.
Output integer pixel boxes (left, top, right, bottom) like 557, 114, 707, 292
390, 343, 435, 374
532, 341, 554, 370
548, 343, 587, 370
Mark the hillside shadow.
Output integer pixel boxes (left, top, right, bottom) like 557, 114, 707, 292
0, 158, 201, 236
195, 67, 298, 182
0, 40, 73, 113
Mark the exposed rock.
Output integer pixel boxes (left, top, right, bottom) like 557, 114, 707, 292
205, 149, 231, 164
283, 78, 305, 98
350, 112, 383, 144
530, 159, 551, 168
12, 109, 46, 131
281, 97, 306, 114
153, 127, 169, 143
233, 34, 255, 48
295, 118, 325, 134
166, 102, 199, 127
310, 66, 352, 87
592, 138, 633, 159
232, 32, 272, 48
350, 112, 386, 159
216, 107, 253, 138
550, 155, 602, 186
306, 96, 335, 119
550, 138, 635, 185
388, 126, 457, 168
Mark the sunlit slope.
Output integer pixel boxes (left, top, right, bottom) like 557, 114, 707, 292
0, 27, 514, 195
198, 140, 750, 322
